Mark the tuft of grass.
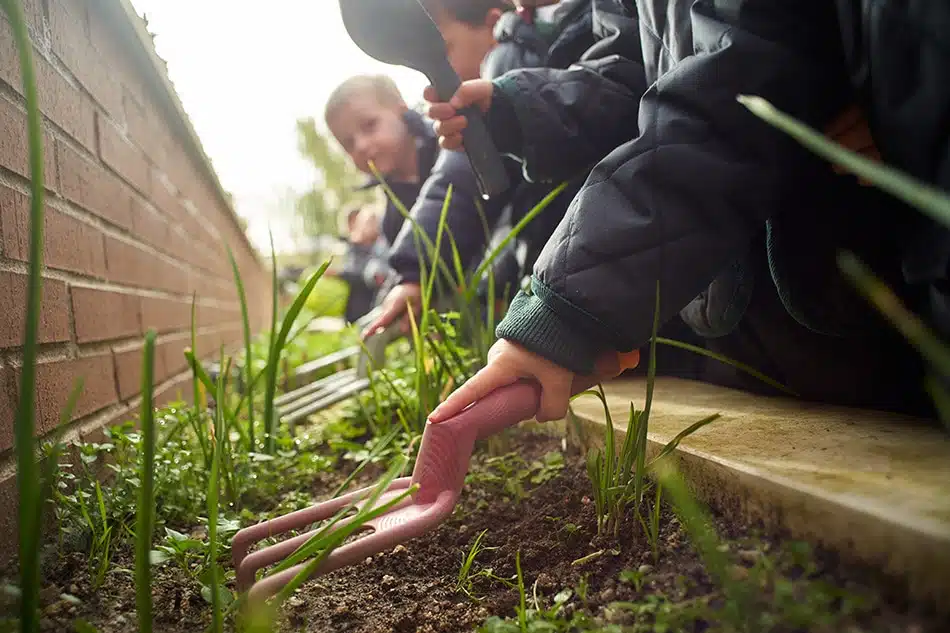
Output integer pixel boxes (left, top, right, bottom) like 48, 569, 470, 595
456, 529, 498, 599
135, 330, 158, 633
579, 283, 720, 537
262, 260, 331, 453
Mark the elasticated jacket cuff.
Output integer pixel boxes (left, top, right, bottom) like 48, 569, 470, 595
496, 278, 600, 375
487, 75, 524, 158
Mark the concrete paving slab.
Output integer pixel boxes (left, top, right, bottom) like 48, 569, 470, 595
566, 376, 950, 610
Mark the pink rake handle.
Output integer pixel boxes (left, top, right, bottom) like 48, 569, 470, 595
232, 380, 542, 602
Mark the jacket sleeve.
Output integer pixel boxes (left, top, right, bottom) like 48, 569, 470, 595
387, 149, 514, 285
485, 0, 647, 183
496, 0, 853, 374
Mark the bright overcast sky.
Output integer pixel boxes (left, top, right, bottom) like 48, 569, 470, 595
128, 0, 429, 254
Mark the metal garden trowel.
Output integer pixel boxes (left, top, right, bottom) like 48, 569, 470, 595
338, 0, 511, 198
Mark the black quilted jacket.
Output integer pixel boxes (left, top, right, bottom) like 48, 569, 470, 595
490, 0, 857, 375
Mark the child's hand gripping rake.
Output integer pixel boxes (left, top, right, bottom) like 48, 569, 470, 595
232, 350, 640, 603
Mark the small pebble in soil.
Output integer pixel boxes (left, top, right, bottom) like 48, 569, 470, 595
381, 575, 397, 588
638, 564, 654, 574
364, 557, 373, 565
729, 564, 750, 581
536, 572, 555, 590
333, 603, 349, 616
392, 544, 407, 555
288, 596, 304, 607
737, 548, 761, 564
459, 524, 468, 534
599, 587, 616, 602
68, 584, 79, 595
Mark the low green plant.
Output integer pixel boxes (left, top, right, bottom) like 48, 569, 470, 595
456, 528, 494, 598
466, 450, 564, 503
75, 481, 113, 590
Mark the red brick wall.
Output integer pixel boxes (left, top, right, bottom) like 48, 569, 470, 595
0, 0, 271, 555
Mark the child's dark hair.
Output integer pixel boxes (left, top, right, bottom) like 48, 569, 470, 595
422, 0, 509, 26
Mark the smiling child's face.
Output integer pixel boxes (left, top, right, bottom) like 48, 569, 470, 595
327, 92, 417, 182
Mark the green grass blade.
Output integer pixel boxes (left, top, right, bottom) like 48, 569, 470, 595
654, 337, 796, 396
465, 182, 568, 300
924, 375, 950, 433
738, 95, 950, 229
190, 293, 201, 411
208, 352, 225, 633
648, 413, 721, 466
263, 260, 331, 452
837, 251, 950, 380
4, 0, 47, 628
136, 330, 158, 633
653, 459, 753, 627
634, 282, 661, 506
226, 245, 255, 451
420, 185, 453, 336
331, 425, 402, 498
264, 229, 278, 450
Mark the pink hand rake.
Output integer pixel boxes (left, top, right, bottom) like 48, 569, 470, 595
231, 352, 639, 604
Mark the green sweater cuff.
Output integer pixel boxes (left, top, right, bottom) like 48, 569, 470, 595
488, 74, 524, 158
496, 279, 601, 375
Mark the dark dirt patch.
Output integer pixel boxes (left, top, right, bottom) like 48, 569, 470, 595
3, 432, 945, 633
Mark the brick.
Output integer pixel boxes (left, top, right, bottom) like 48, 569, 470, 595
131, 198, 169, 251
150, 169, 180, 217
159, 337, 190, 382
0, 96, 58, 191
104, 236, 148, 287
141, 296, 191, 333
48, 0, 123, 123
113, 346, 142, 401
124, 91, 166, 166
97, 112, 150, 195
1, 184, 107, 277
21, 354, 118, 437
58, 140, 133, 229
71, 286, 141, 343
32, 54, 96, 151
0, 365, 14, 454
0, 271, 70, 348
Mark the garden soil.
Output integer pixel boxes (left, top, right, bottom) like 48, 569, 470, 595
10, 432, 945, 633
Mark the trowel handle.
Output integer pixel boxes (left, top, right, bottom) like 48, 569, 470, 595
428, 61, 511, 198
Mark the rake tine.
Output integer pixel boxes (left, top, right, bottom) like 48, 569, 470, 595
275, 369, 357, 412
245, 490, 455, 604
292, 345, 360, 385
232, 477, 413, 590
282, 377, 371, 425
